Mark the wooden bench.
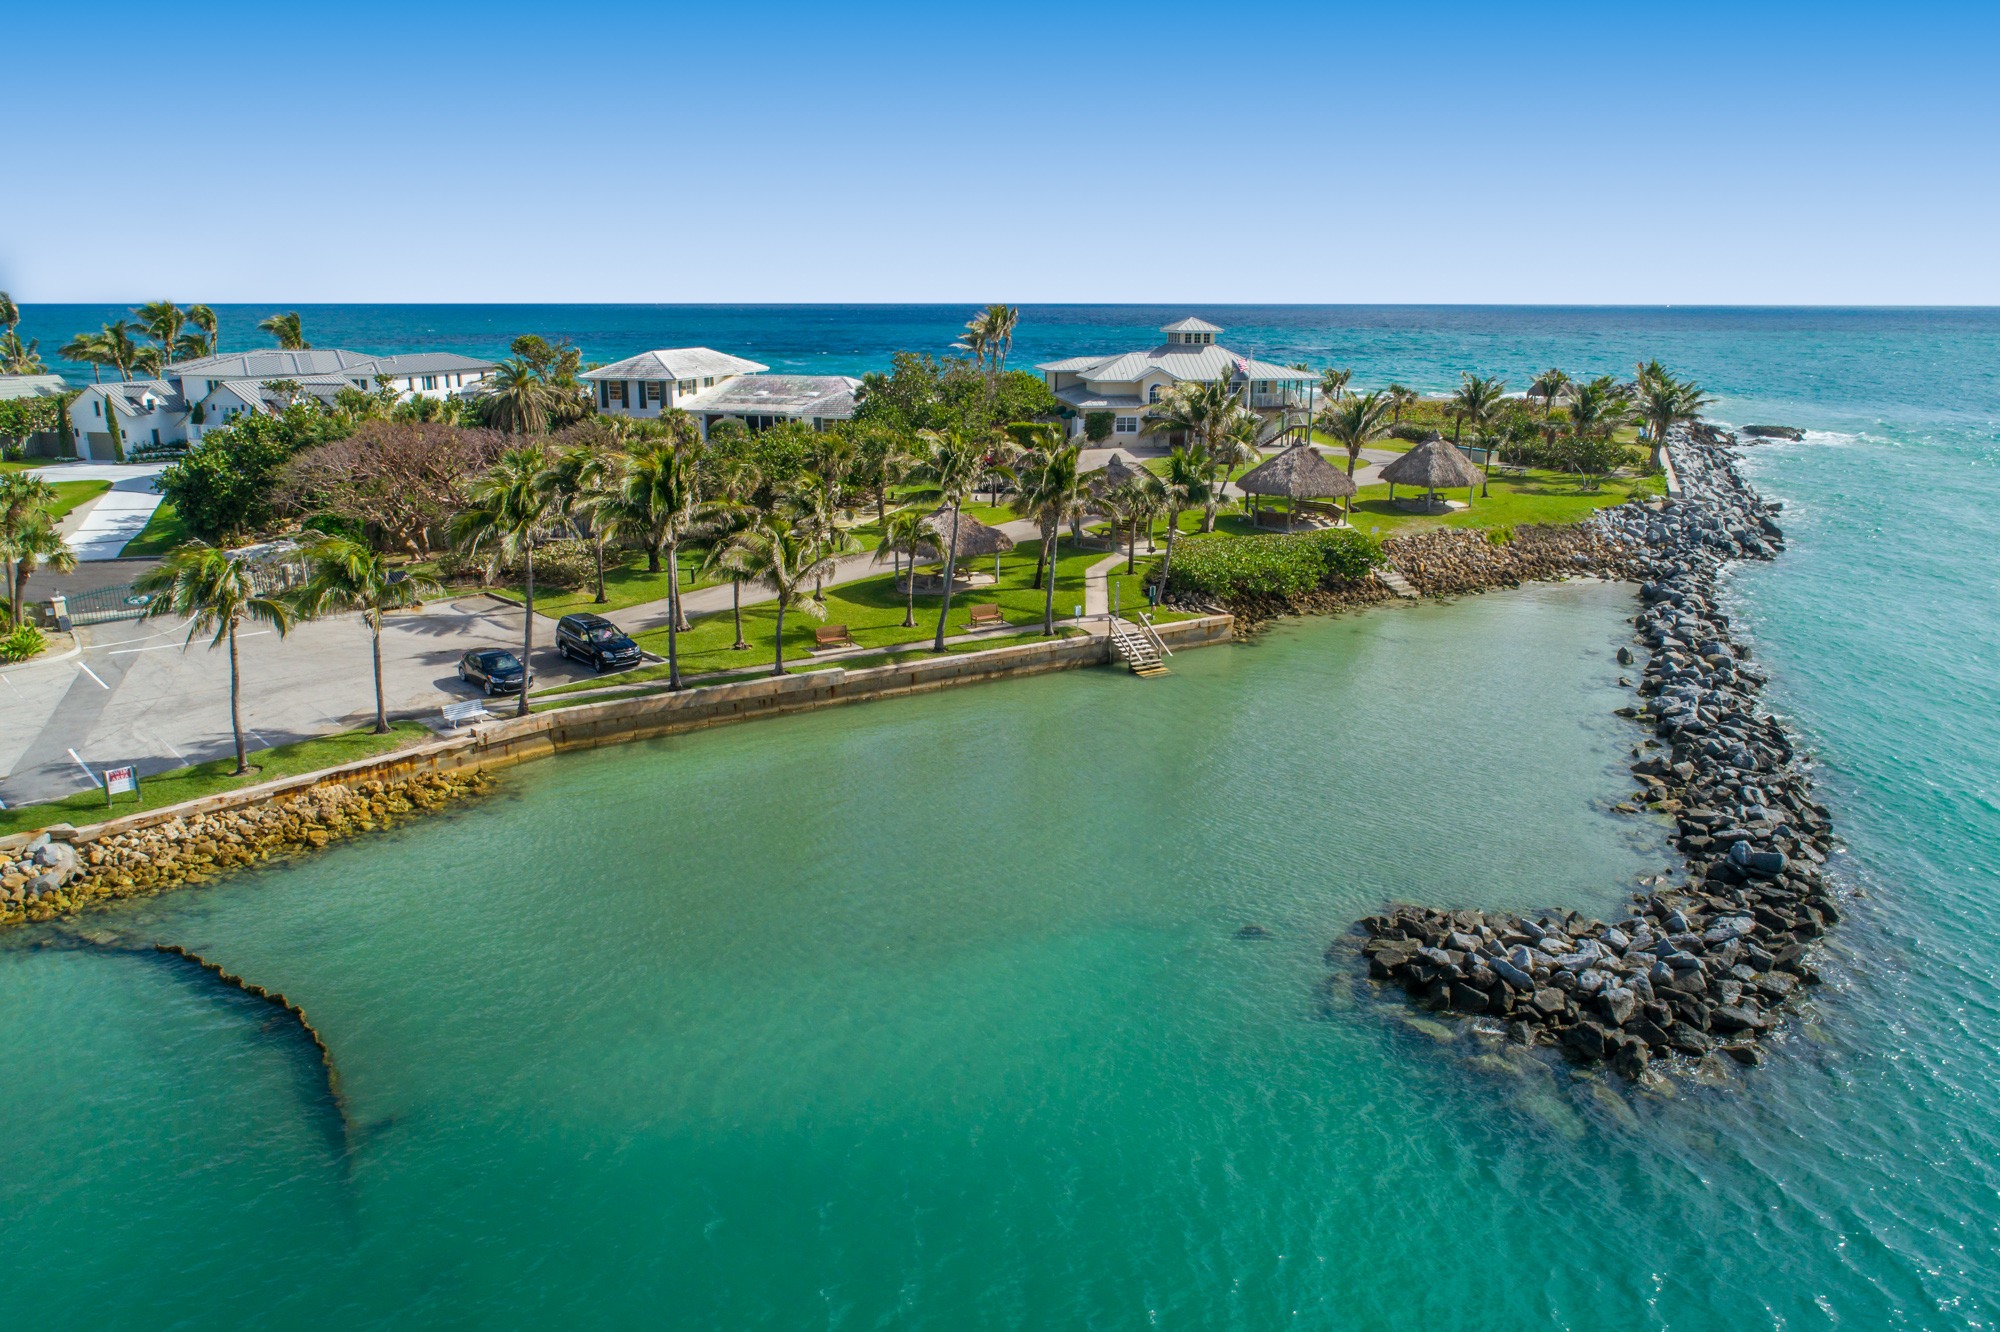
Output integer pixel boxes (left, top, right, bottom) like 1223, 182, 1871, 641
967, 603, 1007, 629
441, 699, 493, 729
813, 624, 856, 650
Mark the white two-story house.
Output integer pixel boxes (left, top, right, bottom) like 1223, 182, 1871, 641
1035, 317, 1314, 443
583, 348, 858, 436
68, 347, 495, 459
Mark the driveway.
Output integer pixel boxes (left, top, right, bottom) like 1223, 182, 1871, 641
0, 596, 602, 806
35, 461, 170, 560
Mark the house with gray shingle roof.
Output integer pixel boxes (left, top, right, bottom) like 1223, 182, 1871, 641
581, 348, 857, 435
1036, 317, 1313, 444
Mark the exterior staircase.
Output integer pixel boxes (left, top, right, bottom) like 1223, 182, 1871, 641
1107, 617, 1170, 677
1374, 565, 1419, 599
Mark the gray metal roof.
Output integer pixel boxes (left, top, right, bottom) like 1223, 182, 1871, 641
0, 373, 68, 401
168, 348, 382, 378
94, 379, 187, 416
1053, 384, 1143, 410
582, 348, 768, 381
681, 374, 859, 418
1160, 316, 1223, 333
1038, 343, 1308, 386
371, 352, 495, 376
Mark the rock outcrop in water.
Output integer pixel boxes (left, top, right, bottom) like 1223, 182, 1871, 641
1341, 429, 1839, 1080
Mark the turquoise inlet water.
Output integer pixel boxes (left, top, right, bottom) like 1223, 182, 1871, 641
4, 308, 2000, 1326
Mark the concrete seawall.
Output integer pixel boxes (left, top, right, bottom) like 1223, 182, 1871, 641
2, 614, 1234, 854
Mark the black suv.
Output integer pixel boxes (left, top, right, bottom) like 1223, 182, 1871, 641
458, 649, 529, 694
556, 613, 642, 672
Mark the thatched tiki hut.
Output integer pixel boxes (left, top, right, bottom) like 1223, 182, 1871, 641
1089, 452, 1142, 495
1234, 443, 1359, 529
1379, 437, 1484, 510
915, 508, 1016, 587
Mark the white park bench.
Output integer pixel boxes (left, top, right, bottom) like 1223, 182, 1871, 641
440, 699, 494, 729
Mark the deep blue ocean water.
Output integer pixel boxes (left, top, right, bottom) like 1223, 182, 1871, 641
5, 306, 2000, 1327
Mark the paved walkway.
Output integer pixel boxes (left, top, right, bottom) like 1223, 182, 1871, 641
35, 461, 169, 561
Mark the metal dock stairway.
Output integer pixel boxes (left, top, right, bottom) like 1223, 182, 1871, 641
1108, 616, 1172, 677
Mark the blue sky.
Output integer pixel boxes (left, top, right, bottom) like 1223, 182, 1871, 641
4, 0, 1996, 304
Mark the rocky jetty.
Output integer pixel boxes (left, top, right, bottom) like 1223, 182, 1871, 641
1342, 429, 1838, 1081
1741, 425, 1806, 442
0, 769, 488, 930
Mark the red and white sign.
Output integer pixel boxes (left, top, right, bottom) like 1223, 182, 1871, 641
104, 766, 138, 795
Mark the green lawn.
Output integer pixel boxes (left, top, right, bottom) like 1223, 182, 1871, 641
0, 722, 430, 837
117, 498, 190, 556
49, 480, 111, 523
494, 547, 734, 618
565, 537, 1181, 683
1342, 468, 1664, 540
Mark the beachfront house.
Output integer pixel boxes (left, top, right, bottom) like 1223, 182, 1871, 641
583, 349, 859, 436
66, 348, 496, 461
1035, 317, 1315, 443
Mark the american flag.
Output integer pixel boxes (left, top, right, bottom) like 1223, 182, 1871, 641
1234, 357, 1250, 377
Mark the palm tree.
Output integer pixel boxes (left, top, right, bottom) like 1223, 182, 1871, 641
135, 545, 295, 774
1318, 391, 1392, 515
2, 515, 74, 626
292, 538, 441, 733
1635, 361, 1711, 472
849, 425, 916, 530
700, 455, 763, 649
1447, 374, 1508, 495
914, 426, 987, 651
726, 512, 839, 676
1320, 367, 1353, 403
180, 304, 218, 359
1385, 384, 1417, 424
952, 311, 989, 368
876, 505, 931, 628
2, 474, 72, 626
1531, 368, 1570, 418
60, 332, 110, 382
98, 321, 143, 380
1155, 445, 1210, 587
984, 304, 1019, 376
135, 300, 188, 366
540, 444, 620, 604
1010, 439, 1088, 634
614, 431, 711, 689
0, 331, 43, 374
0, 292, 15, 338
482, 357, 556, 435
449, 445, 557, 717
258, 311, 309, 349
1558, 376, 1634, 490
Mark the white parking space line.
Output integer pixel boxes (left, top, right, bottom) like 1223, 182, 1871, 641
110, 642, 192, 655
67, 749, 101, 785
77, 663, 110, 689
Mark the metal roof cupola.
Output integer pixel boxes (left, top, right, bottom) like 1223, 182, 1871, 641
1159, 316, 1222, 347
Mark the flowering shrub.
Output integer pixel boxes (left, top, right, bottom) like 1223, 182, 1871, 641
1165, 528, 1381, 599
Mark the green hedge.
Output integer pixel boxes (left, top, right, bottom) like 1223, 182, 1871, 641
1165, 527, 1382, 599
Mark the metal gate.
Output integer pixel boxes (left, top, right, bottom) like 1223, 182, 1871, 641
56, 583, 156, 626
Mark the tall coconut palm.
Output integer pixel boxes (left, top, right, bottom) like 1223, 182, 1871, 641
1558, 376, 1634, 490
540, 444, 620, 604
258, 310, 309, 349
614, 429, 712, 685
1385, 383, 1416, 424
135, 545, 295, 774
984, 304, 1019, 376
1318, 391, 1392, 515
180, 304, 218, 359
98, 321, 143, 380
1448, 374, 1508, 496
1531, 368, 1570, 418
914, 426, 986, 651
0, 292, 16, 339
1635, 361, 1711, 472
449, 445, 557, 717
876, 505, 931, 628
952, 312, 989, 368
135, 300, 188, 366
59, 331, 110, 382
700, 455, 763, 649
725, 512, 838, 676
1010, 439, 1088, 634
1320, 367, 1353, 403
1155, 445, 1210, 588
291, 537, 441, 733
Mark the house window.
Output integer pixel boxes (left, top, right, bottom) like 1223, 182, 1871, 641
1114, 416, 1139, 434
678, 379, 696, 395
423, 376, 437, 390
608, 382, 628, 406
1148, 384, 1162, 403
93, 401, 101, 417
645, 382, 663, 403
702, 377, 714, 387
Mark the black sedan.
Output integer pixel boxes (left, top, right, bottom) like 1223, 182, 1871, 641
457, 649, 530, 694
